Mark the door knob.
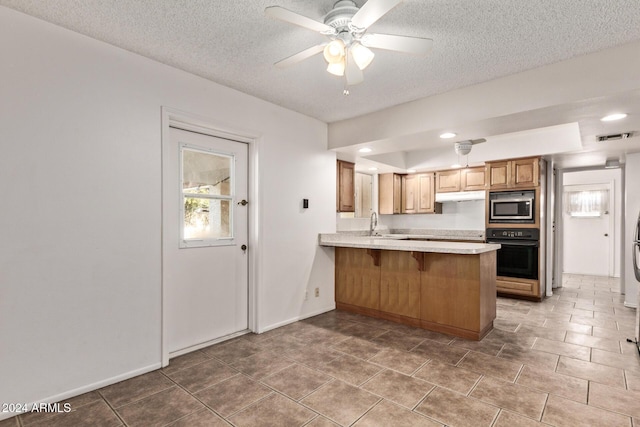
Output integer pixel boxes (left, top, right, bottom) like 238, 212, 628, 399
604, 233, 609, 237
241, 244, 247, 252
237, 199, 248, 206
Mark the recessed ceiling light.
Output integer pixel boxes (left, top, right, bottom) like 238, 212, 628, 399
601, 113, 627, 122
451, 164, 462, 169
407, 169, 416, 173
368, 167, 378, 171
358, 147, 372, 153
440, 132, 457, 139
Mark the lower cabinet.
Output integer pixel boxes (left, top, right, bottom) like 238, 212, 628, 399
496, 276, 540, 299
334, 247, 496, 340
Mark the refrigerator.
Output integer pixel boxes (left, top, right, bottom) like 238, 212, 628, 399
626, 153, 640, 344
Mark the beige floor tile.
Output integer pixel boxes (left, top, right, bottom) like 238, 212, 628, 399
353, 400, 442, 427
361, 369, 434, 409
449, 336, 506, 356
457, 350, 523, 382
516, 364, 587, 403
256, 334, 310, 354
167, 408, 230, 427
470, 376, 547, 420
570, 314, 618, 330
201, 339, 263, 363
164, 359, 238, 393
516, 325, 566, 342
411, 340, 469, 365
541, 320, 593, 335
228, 393, 315, 427
564, 331, 621, 353
531, 337, 591, 361
0, 417, 19, 427
589, 381, 640, 418
591, 348, 640, 374
493, 410, 547, 427
541, 394, 631, 427
344, 322, 388, 341
498, 344, 560, 371
301, 380, 380, 426
116, 387, 204, 427
556, 356, 626, 388
261, 363, 331, 400
98, 371, 174, 408
194, 375, 272, 417
26, 400, 121, 427
230, 350, 294, 380
413, 359, 482, 395
370, 330, 426, 351
162, 350, 212, 375
626, 371, 640, 391
305, 416, 341, 427
368, 348, 429, 375
330, 336, 383, 359
284, 344, 343, 369
414, 387, 499, 427
321, 354, 383, 386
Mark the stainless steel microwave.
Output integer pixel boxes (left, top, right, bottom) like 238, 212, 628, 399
489, 190, 535, 223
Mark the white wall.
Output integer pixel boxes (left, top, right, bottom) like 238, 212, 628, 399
0, 6, 335, 414
562, 169, 622, 277
625, 153, 640, 307
381, 200, 485, 231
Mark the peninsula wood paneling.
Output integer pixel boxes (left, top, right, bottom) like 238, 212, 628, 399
420, 251, 496, 339
335, 247, 380, 310
379, 251, 421, 319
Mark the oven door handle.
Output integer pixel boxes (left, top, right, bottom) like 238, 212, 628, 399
486, 240, 539, 247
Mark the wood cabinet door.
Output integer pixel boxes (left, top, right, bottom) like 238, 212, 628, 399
512, 157, 539, 188
402, 174, 417, 213
378, 173, 403, 214
486, 161, 510, 189
337, 160, 355, 212
335, 248, 380, 310
417, 173, 436, 213
461, 166, 487, 191
436, 170, 461, 193
380, 251, 421, 319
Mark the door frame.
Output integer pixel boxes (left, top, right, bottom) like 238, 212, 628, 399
160, 107, 260, 367
554, 166, 620, 286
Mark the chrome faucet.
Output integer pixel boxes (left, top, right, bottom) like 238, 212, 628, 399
370, 211, 378, 236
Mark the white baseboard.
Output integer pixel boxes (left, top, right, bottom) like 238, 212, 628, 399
257, 304, 336, 334
0, 363, 161, 421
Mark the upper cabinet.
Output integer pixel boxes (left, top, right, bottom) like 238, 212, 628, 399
403, 173, 442, 214
435, 170, 461, 193
436, 166, 486, 193
486, 157, 540, 189
378, 173, 402, 215
336, 160, 355, 212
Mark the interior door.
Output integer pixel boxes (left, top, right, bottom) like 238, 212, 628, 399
163, 126, 249, 356
562, 183, 612, 277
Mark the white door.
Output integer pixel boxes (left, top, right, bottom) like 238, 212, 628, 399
163, 126, 249, 356
562, 183, 613, 276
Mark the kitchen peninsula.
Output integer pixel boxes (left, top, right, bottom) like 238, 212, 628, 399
319, 233, 500, 340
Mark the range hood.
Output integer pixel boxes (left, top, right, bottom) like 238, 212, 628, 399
435, 190, 486, 202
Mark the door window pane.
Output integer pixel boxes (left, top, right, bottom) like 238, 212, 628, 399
181, 146, 234, 247
182, 149, 231, 196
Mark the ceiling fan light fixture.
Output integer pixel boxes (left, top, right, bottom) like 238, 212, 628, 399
350, 42, 375, 70
327, 60, 345, 76
323, 39, 346, 64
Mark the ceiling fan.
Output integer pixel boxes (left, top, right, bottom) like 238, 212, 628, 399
453, 138, 486, 167
265, 0, 433, 93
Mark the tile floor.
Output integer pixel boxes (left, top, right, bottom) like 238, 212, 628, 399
4, 274, 640, 427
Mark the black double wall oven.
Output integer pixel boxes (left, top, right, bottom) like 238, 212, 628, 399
487, 189, 540, 283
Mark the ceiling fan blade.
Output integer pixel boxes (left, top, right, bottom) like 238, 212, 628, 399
471, 138, 487, 145
274, 44, 326, 68
351, 0, 403, 30
362, 33, 433, 55
345, 51, 364, 85
265, 6, 336, 34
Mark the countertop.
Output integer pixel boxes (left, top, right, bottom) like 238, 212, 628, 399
319, 233, 500, 255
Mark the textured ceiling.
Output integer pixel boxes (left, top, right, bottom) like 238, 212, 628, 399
3, 0, 640, 124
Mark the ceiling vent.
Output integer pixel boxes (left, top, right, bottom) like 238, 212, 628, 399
597, 132, 633, 142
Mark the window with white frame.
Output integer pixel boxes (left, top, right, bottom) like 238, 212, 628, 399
564, 184, 609, 218
180, 145, 234, 247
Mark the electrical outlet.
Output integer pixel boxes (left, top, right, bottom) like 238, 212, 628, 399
315, 287, 320, 297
